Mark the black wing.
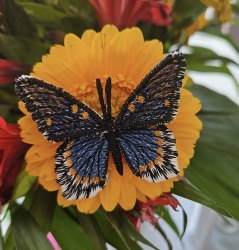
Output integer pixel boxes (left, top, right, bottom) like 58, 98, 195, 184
15, 76, 105, 142
115, 52, 186, 129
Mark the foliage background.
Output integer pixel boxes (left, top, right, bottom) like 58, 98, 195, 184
1, 0, 239, 249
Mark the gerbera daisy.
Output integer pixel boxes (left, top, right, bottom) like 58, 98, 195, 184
18, 25, 202, 213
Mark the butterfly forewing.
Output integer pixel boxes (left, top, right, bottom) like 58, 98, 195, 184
55, 133, 109, 199
117, 126, 179, 182
115, 52, 186, 129
15, 76, 104, 142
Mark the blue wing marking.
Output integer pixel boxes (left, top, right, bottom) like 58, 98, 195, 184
55, 133, 109, 200
117, 126, 179, 182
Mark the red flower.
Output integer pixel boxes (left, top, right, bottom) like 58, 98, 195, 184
0, 59, 30, 85
143, 193, 180, 211
0, 117, 30, 207
88, 0, 172, 30
123, 193, 179, 231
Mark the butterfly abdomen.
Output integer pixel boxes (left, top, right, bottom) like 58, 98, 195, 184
106, 129, 124, 176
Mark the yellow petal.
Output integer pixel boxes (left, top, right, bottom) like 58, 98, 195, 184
122, 27, 145, 64
111, 32, 130, 77
26, 144, 58, 163
131, 40, 163, 84
64, 34, 91, 81
26, 161, 43, 176
118, 177, 136, 210
40, 177, 59, 191
76, 195, 101, 213
136, 188, 148, 203
81, 29, 97, 50
50, 45, 68, 63
132, 176, 161, 199
37, 54, 78, 89
57, 189, 76, 207
100, 177, 121, 211
160, 179, 175, 192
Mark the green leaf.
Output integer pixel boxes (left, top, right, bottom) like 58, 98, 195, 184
20, 3, 67, 21
104, 212, 131, 250
0, 223, 4, 250
10, 166, 37, 202
179, 203, 188, 239
186, 46, 239, 66
70, 0, 97, 25
94, 211, 144, 250
51, 207, 95, 250
77, 212, 107, 250
201, 27, 239, 54
155, 224, 173, 250
4, 0, 38, 38
187, 64, 238, 88
186, 84, 239, 220
112, 208, 159, 250
169, 0, 206, 36
10, 204, 54, 250
172, 180, 232, 217
3, 226, 15, 250
155, 206, 180, 238
0, 34, 50, 65
0, 104, 12, 119
36, 17, 87, 37
28, 187, 57, 233
57, 0, 70, 13
0, 89, 20, 105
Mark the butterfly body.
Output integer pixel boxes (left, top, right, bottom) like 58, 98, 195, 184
15, 51, 186, 200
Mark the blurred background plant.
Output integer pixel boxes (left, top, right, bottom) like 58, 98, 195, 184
0, 0, 239, 249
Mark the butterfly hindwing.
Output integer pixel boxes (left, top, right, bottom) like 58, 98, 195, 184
15, 76, 104, 142
117, 126, 179, 182
115, 51, 186, 129
55, 133, 109, 199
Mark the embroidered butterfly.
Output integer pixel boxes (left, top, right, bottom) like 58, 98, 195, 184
15, 51, 186, 200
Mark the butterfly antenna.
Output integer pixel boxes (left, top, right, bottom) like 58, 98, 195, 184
105, 78, 112, 120
96, 79, 107, 118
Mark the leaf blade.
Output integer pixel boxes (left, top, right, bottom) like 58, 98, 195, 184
10, 204, 54, 250
77, 212, 107, 250
172, 180, 232, 217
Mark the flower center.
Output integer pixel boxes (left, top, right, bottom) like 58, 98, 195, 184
71, 74, 136, 117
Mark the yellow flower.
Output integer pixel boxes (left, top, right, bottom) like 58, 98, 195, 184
200, 0, 232, 24
18, 25, 202, 213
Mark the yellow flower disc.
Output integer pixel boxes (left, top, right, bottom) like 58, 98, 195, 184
18, 25, 202, 213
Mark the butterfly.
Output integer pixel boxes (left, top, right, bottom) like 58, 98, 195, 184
15, 51, 186, 200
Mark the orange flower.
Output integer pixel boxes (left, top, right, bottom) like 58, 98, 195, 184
18, 25, 202, 213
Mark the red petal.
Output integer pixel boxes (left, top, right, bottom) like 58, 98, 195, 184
0, 117, 30, 205
0, 116, 21, 135
0, 59, 30, 85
